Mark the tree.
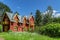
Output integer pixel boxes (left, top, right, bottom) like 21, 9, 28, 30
47, 6, 53, 17
35, 10, 42, 26
0, 2, 12, 12
53, 17, 60, 23
15, 11, 19, 15
30, 12, 32, 15
43, 6, 53, 25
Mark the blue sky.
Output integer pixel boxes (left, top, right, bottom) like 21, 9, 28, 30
0, 0, 60, 16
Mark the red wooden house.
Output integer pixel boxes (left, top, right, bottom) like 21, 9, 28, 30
2, 12, 34, 32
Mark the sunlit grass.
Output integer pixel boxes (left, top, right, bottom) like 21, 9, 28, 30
0, 32, 60, 40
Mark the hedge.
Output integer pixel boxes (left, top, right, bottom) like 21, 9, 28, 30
39, 23, 60, 37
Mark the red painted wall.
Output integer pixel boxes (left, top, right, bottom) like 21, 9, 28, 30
10, 22, 23, 32
10, 16, 34, 32
29, 16, 34, 31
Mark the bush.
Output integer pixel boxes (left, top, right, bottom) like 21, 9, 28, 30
0, 25, 3, 32
34, 26, 40, 33
39, 23, 60, 37
8, 30, 12, 32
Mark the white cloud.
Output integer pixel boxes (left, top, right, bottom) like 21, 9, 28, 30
52, 10, 60, 17
43, 10, 60, 17
52, 10, 58, 15
54, 13, 60, 17
43, 10, 49, 14
53, 10, 58, 13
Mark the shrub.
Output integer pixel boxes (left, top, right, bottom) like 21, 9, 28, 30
34, 26, 40, 33
8, 30, 12, 32
39, 23, 60, 37
0, 25, 3, 32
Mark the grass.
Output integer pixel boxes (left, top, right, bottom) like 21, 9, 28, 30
0, 32, 60, 40
0, 24, 60, 40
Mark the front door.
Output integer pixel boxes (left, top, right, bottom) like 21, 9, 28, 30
3, 25, 10, 32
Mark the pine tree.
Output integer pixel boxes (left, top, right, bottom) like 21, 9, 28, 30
0, 2, 12, 12
15, 11, 19, 15
43, 6, 53, 25
35, 10, 42, 26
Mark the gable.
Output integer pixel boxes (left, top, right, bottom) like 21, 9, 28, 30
3, 12, 34, 24
6, 12, 20, 22
13, 13, 19, 23
23, 16, 26, 24
3, 13, 10, 21
3, 13, 10, 24
6, 12, 14, 21
29, 16, 34, 22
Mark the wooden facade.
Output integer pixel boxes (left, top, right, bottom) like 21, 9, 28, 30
3, 13, 10, 32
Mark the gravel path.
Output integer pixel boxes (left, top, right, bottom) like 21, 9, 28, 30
0, 38, 4, 40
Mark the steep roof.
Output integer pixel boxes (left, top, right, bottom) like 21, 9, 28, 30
6, 12, 23, 23
6, 12, 14, 22
4, 12, 34, 24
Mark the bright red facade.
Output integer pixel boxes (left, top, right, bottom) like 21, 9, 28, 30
2, 12, 34, 32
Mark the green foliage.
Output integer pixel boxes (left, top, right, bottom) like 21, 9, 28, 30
0, 25, 2, 32
0, 2, 12, 12
39, 23, 60, 37
23, 27, 27, 31
15, 11, 19, 15
34, 26, 40, 33
47, 6, 53, 11
0, 32, 60, 40
35, 10, 42, 26
42, 6, 53, 25
28, 28, 32, 32
8, 30, 12, 32
53, 17, 60, 23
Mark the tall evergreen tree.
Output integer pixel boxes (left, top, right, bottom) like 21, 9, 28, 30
47, 6, 53, 17
0, 2, 12, 12
15, 11, 19, 15
43, 6, 53, 25
30, 12, 32, 15
35, 10, 42, 26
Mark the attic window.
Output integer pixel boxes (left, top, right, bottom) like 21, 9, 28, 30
11, 22, 13, 25
32, 16, 34, 20
14, 15, 19, 20
20, 23, 23, 26
26, 24, 29, 26
27, 20, 29, 23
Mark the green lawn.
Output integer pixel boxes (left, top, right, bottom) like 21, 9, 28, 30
0, 32, 60, 40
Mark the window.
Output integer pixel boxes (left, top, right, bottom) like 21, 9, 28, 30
17, 22, 20, 26
11, 22, 13, 25
14, 26, 18, 31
